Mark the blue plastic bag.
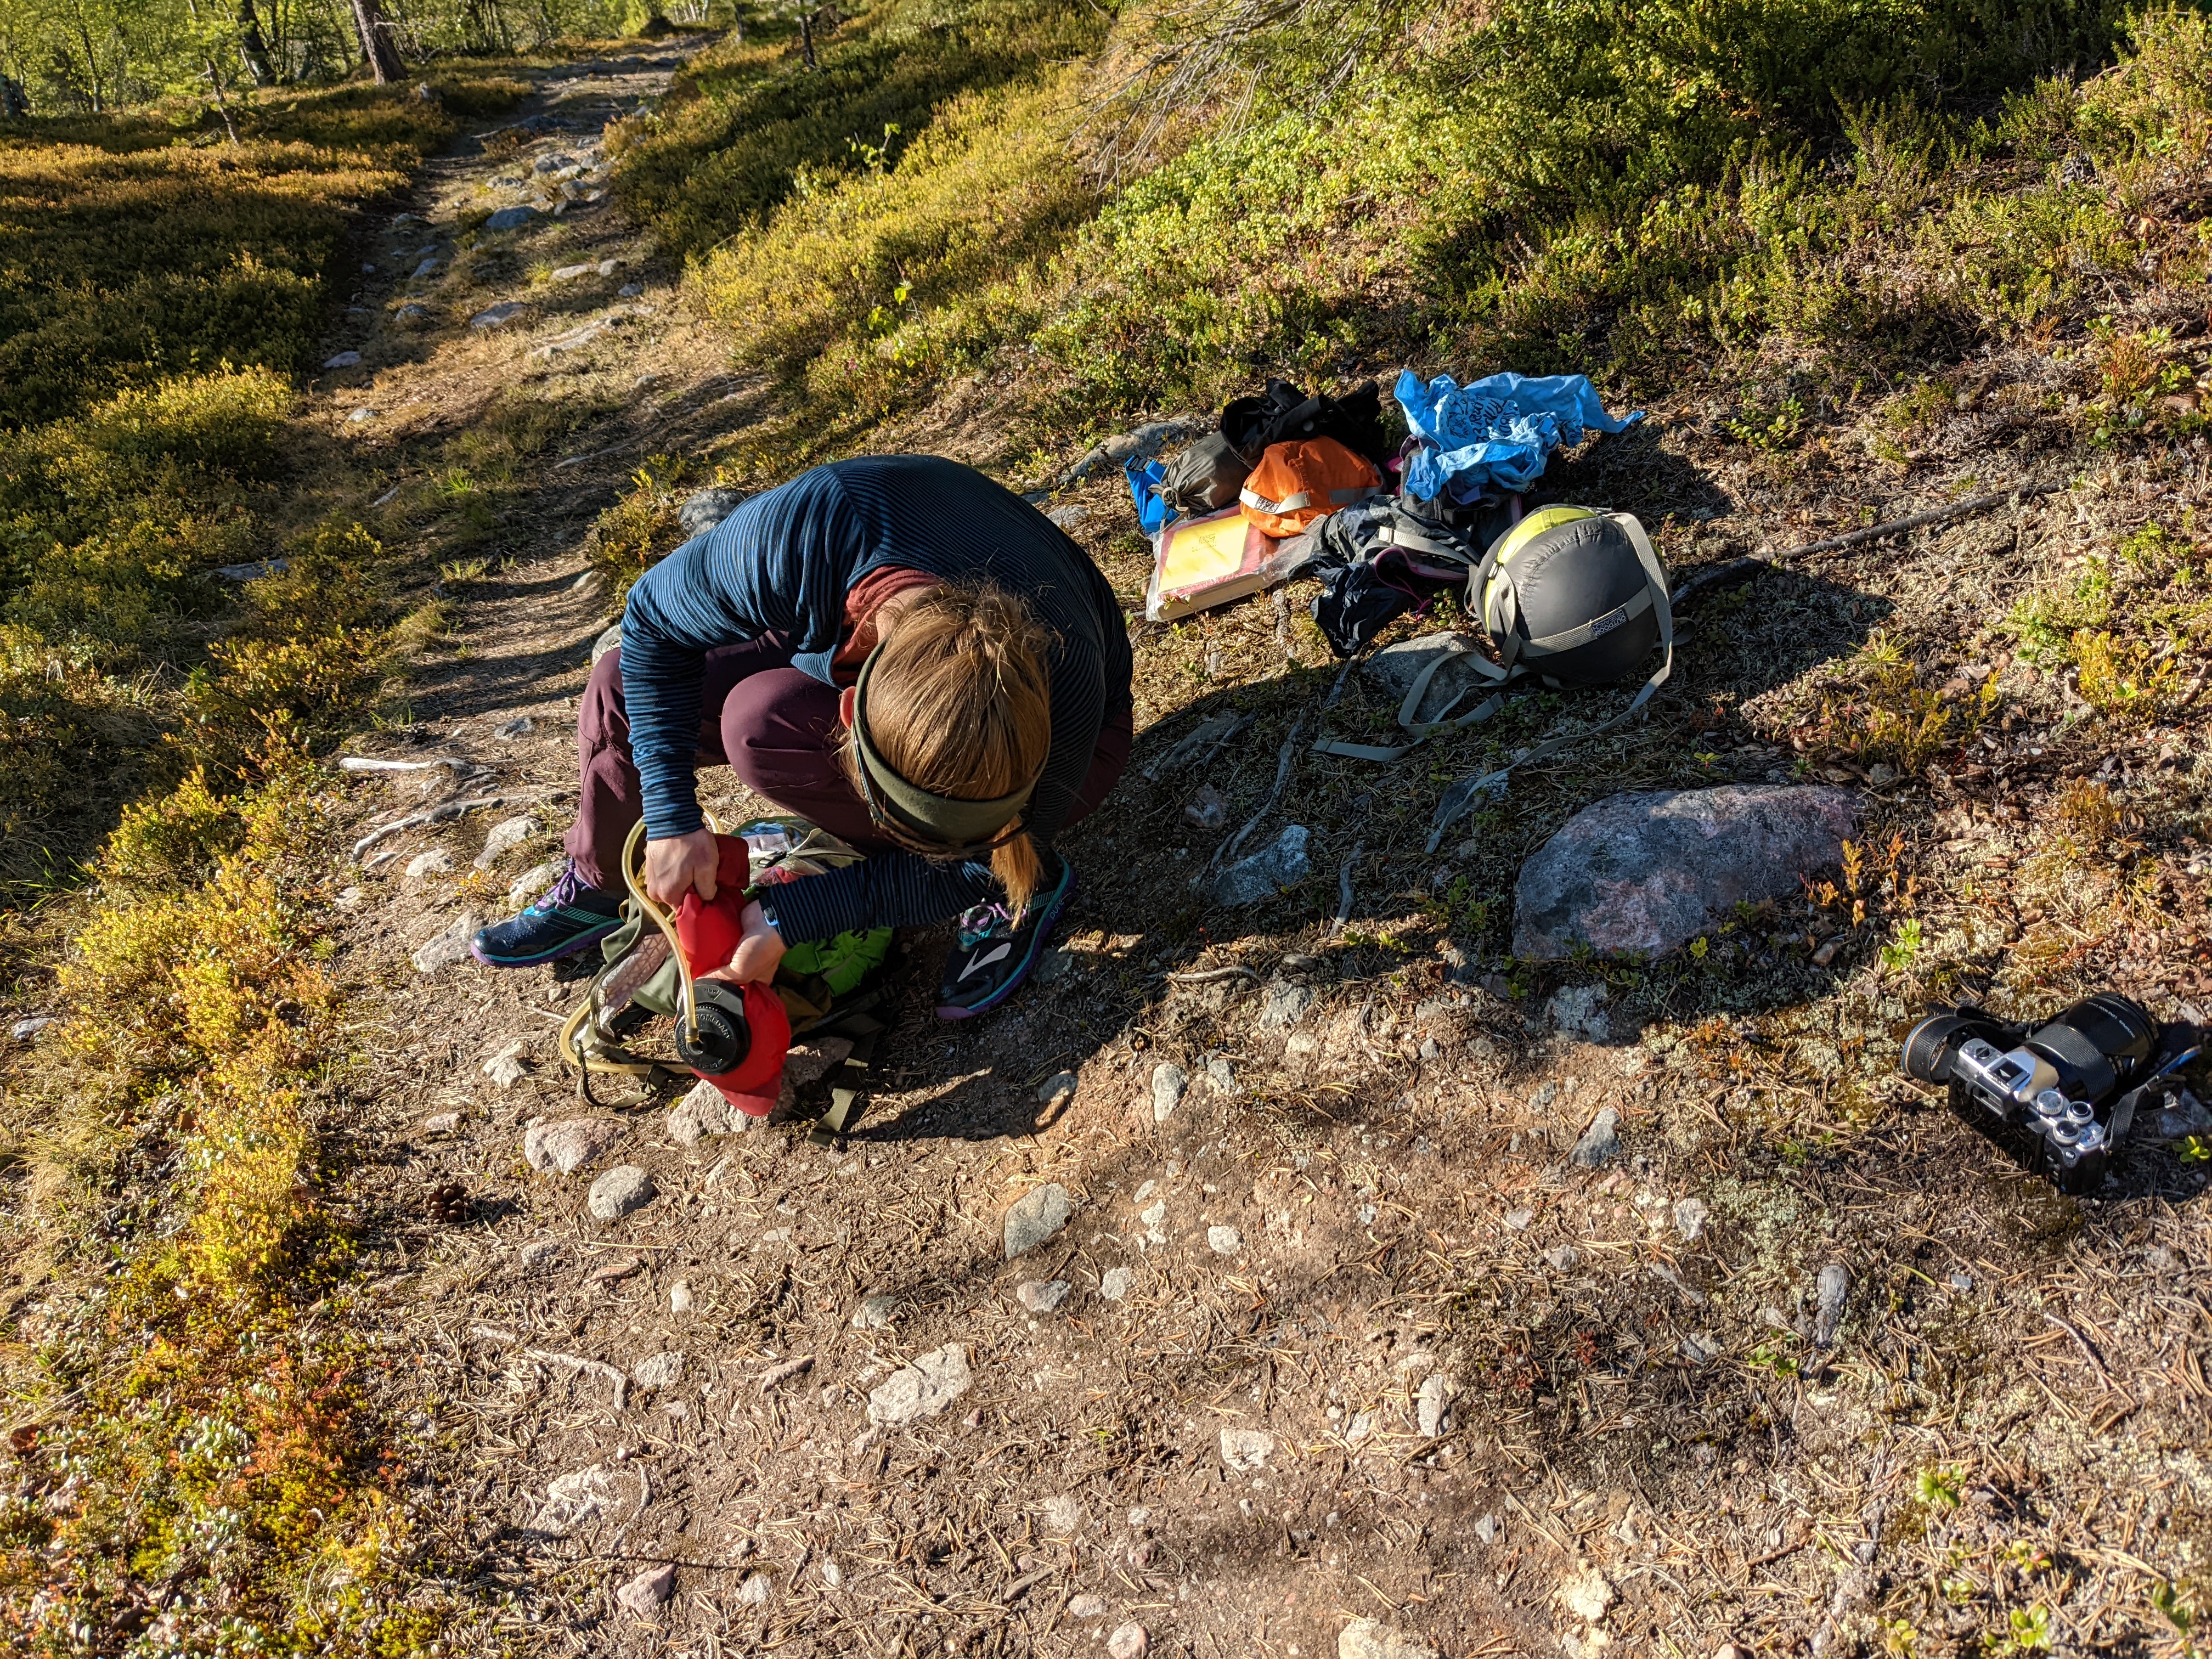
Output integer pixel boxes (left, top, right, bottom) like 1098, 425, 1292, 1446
1125, 457, 1177, 537
1395, 370, 1641, 504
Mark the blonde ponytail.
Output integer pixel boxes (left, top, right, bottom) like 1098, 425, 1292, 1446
838, 583, 1055, 912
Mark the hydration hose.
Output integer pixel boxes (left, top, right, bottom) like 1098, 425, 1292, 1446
556, 815, 719, 1084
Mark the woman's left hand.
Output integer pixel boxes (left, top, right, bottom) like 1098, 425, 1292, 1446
702, 900, 785, 986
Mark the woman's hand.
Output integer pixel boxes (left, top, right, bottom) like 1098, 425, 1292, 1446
702, 900, 786, 986
645, 828, 720, 907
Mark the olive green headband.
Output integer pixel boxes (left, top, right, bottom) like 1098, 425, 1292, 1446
850, 646, 1041, 853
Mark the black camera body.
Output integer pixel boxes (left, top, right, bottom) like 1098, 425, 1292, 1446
1901, 994, 2184, 1194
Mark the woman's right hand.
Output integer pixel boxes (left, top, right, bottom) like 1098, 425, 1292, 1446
644, 828, 720, 907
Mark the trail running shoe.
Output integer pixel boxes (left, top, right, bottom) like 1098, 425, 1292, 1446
470, 861, 624, 968
935, 861, 1076, 1020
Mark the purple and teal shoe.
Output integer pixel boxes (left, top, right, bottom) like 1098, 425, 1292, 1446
935, 861, 1076, 1020
471, 862, 624, 967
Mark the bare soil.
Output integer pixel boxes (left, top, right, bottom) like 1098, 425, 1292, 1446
320, 53, 2212, 1659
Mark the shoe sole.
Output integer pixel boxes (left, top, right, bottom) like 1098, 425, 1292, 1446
470, 917, 623, 969
934, 871, 1076, 1021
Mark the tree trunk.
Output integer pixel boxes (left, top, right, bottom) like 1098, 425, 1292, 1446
236, 0, 277, 84
349, 0, 403, 82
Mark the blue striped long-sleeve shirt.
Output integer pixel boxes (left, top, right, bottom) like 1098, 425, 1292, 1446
619, 455, 1132, 945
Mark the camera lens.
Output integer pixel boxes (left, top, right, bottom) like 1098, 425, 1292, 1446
1903, 1015, 1976, 1083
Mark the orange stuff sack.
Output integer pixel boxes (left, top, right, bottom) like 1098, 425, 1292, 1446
1237, 437, 1384, 537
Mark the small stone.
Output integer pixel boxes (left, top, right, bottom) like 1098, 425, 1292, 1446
523, 1116, 623, 1175
324, 350, 363, 369
1570, 1108, 1622, 1168
669, 1279, 693, 1314
1258, 981, 1315, 1029
631, 1351, 685, 1390
516, 1238, 562, 1274
1814, 1262, 1849, 1347
867, 1344, 973, 1426
736, 1571, 772, 1606
1543, 1245, 1580, 1272
495, 715, 535, 738
1680, 1332, 1723, 1365
1207, 1226, 1242, 1256
394, 302, 430, 325
821, 1558, 843, 1588
1205, 1056, 1235, 1092
1345, 1410, 1375, 1443
1109, 1623, 1150, 1659
852, 1294, 898, 1329
1004, 1183, 1072, 1259
411, 911, 480, 972
1037, 1070, 1078, 1106
1098, 1266, 1133, 1302
1017, 1279, 1071, 1314
1473, 1513, 1498, 1544
1559, 1566, 1616, 1623
1046, 503, 1091, 528
508, 858, 563, 906
483, 205, 539, 231
421, 1111, 461, 1135
551, 261, 595, 281
475, 814, 542, 868
470, 300, 527, 328
1184, 783, 1226, 831
668, 1077, 742, 1145
411, 257, 441, 280
1675, 1196, 1709, 1241
9, 1015, 53, 1041
1219, 1427, 1274, 1470
1068, 1592, 1108, 1618
1415, 1373, 1455, 1437
1949, 1271, 1974, 1293
1213, 824, 1311, 906
347, 407, 375, 424
679, 486, 747, 536
1338, 1617, 1440, 1659
405, 848, 454, 881
481, 1041, 528, 1088
1150, 1062, 1187, 1124
1503, 1208, 1534, 1231
588, 1165, 657, 1222
619, 281, 644, 297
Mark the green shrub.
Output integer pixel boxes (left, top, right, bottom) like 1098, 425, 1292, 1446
693, 75, 1096, 416
614, 0, 1107, 261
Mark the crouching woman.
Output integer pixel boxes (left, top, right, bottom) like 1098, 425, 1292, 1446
472, 453, 1133, 1019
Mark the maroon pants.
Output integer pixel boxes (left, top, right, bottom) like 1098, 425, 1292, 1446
566, 637, 1133, 894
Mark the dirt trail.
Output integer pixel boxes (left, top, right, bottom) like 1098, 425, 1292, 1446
309, 55, 2212, 1659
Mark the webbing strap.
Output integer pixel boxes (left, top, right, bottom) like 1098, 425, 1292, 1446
1423, 512, 1673, 849
1312, 635, 1508, 761
805, 1026, 880, 1147
1240, 484, 1382, 517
